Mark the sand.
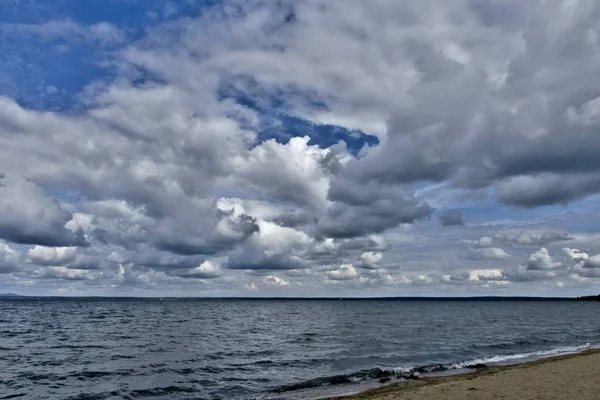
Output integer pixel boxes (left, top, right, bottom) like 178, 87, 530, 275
329, 349, 600, 400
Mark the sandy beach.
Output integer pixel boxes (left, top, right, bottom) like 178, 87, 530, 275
331, 349, 600, 400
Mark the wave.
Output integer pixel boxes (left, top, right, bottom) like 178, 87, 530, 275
64, 386, 201, 400
469, 338, 555, 350
273, 343, 596, 393
451, 343, 594, 369
273, 368, 397, 393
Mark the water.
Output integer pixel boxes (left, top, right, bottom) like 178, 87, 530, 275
1, 299, 599, 400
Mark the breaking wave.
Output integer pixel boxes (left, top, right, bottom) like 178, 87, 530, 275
273, 343, 596, 393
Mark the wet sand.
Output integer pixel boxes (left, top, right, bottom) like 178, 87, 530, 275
330, 349, 600, 400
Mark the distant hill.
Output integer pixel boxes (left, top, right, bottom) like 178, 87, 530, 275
0, 293, 24, 298
575, 295, 600, 301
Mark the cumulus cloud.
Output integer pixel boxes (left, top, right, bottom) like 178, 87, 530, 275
318, 179, 432, 238
263, 275, 290, 287
232, 137, 330, 211
0, 176, 87, 247
563, 248, 589, 261
2, 0, 600, 294
226, 220, 312, 270
175, 260, 222, 279
34, 266, 98, 281
496, 174, 600, 208
525, 248, 562, 271
443, 269, 505, 285
469, 247, 509, 260
355, 252, 383, 269
581, 256, 600, 269
474, 236, 495, 248
0, 241, 20, 274
27, 246, 77, 266
327, 264, 359, 281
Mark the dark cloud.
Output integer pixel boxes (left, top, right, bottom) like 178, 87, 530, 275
170, 261, 222, 279
0, 176, 88, 247
0, 264, 18, 274
66, 257, 102, 271
510, 232, 572, 246
271, 210, 316, 228
339, 236, 390, 252
226, 253, 308, 271
496, 174, 600, 208
318, 178, 432, 238
439, 210, 464, 226
154, 210, 259, 255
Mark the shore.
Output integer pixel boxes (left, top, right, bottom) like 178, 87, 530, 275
329, 349, 600, 400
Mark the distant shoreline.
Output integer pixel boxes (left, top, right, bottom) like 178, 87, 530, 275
330, 349, 600, 400
1, 294, 597, 301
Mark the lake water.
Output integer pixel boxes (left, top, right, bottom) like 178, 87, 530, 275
1, 298, 599, 399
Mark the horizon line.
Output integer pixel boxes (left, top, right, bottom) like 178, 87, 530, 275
1, 293, 595, 300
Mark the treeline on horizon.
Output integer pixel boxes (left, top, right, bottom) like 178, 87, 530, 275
1, 293, 600, 301
575, 294, 600, 301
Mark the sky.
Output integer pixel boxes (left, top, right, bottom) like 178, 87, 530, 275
1, 0, 600, 297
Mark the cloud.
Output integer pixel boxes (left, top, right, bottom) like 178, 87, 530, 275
0, 241, 20, 274
439, 210, 464, 226
502, 266, 558, 283
474, 236, 494, 248
226, 220, 312, 271
263, 275, 290, 287
524, 248, 562, 271
174, 260, 222, 279
1, 19, 125, 46
563, 248, 589, 261
510, 232, 572, 246
271, 209, 316, 228
496, 174, 600, 208
443, 269, 505, 284
327, 264, 359, 281
33, 266, 98, 281
561, 248, 600, 281
27, 246, 77, 266
153, 206, 259, 256
339, 235, 390, 252
469, 247, 509, 260
2, 0, 600, 295
318, 179, 432, 238
232, 137, 330, 211
581, 255, 600, 269
355, 252, 383, 269
0, 176, 87, 247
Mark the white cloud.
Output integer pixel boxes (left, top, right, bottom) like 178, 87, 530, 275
474, 236, 494, 248
327, 264, 359, 281
563, 248, 589, 261
263, 275, 289, 287
34, 266, 98, 281
525, 248, 562, 271
0, 19, 125, 46
28, 246, 77, 266
356, 251, 383, 269
470, 247, 509, 260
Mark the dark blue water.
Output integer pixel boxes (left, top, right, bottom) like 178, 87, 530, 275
1, 299, 599, 399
